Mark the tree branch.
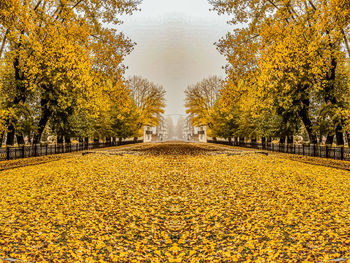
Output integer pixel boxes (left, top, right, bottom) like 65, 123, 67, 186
34, 0, 43, 11
266, 0, 291, 24
267, 0, 278, 10
72, 0, 84, 10
308, 0, 316, 10
342, 29, 350, 57
0, 29, 9, 58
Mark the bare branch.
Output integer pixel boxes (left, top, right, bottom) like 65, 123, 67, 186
266, 0, 278, 10
72, 0, 84, 10
308, 0, 317, 10
34, 0, 43, 11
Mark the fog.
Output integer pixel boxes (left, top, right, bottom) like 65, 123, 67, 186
119, 0, 231, 115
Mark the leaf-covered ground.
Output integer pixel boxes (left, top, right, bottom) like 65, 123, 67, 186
0, 143, 350, 262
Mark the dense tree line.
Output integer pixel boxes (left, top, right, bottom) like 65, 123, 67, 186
0, 1, 166, 146
192, 0, 350, 145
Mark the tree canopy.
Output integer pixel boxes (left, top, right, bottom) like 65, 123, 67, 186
0, 1, 168, 146
208, 0, 350, 145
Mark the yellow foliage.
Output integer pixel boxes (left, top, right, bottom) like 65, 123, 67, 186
211, 0, 350, 142
185, 76, 223, 129
127, 76, 166, 129
0, 0, 140, 142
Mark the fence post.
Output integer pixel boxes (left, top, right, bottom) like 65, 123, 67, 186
34, 144, 37, 157
325, 145, 328, 158
6, 147, 10, 160
55, 144, 57, 154
313, 144, 316, 157
46, 144, 48, 156
22, 145, 25, 158
302, 144, 305, 156
341, 146, 344, 160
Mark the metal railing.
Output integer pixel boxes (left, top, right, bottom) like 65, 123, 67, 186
0, 140, 143, 161
208, 140, 350, 161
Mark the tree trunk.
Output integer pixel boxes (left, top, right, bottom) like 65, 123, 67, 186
279, 137, 286, 144
33, 97, 51, 144
33, 115, 50, 144
347, 132, 350, 148
6, 52, 27, 146
262, 137, 266, 149
239, 137, 245, 144
335, 126, 344, 146
228, 137, 232, 145
94, 138, 99, 143
251, 138, 257, 143
57, 136, 64, 144
65, 136, 71, 144
16, 134, 25, 145
6, 123, 15, 146
299, 97, 317, 144
324, 55, 344, 146
267, 137, 272, 143
118, 137, 123, 145
79, 137, 83, 143
27, 132, 32, 144
342, 29, 350, 57
0, 131, 4, 146
133, 136, 138, 142
326, 134, 334, 145
84, 137, 89, 150
287, 136, 293, 144
318, 133, 323, 145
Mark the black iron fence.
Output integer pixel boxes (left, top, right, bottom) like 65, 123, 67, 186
0, 140, 143, 161
208, 140, 350, 161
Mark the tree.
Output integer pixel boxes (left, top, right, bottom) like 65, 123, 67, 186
0, 0, 141, 145
111, 103, 140, 143
209, 101, 238, 142
185, 76, 223, 133
127, 76, 166, 139
210, 0, 350, 145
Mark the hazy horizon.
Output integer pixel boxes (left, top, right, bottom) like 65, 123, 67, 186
119, 0, 231, 116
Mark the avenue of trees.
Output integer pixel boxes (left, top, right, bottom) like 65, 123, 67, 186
188, 0, 350, 145
0, 1, 166, 146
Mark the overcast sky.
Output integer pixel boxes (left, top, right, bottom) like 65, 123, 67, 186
119, 0, 231, 116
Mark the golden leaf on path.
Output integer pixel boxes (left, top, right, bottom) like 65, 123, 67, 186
0, 143, 350, 262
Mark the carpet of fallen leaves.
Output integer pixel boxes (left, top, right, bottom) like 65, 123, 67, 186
0, 142, 350, 262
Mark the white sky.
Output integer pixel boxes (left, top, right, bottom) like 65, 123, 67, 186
119, 0, 231, 115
